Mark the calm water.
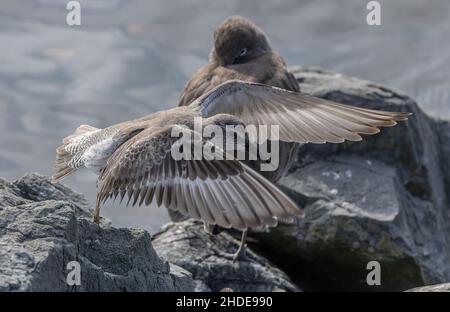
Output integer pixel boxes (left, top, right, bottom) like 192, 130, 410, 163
1, 0, 449, 232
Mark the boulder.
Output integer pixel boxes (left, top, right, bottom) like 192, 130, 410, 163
249, 66, 450, 291
0, 173, 194, 291
152, 219, 300, 292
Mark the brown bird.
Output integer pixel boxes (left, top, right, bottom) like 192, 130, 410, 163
52, 79, 410, 262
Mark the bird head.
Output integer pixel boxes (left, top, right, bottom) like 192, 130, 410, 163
211, 16, 271, 66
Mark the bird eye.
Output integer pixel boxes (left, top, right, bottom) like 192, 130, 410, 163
237, 48, 248, 58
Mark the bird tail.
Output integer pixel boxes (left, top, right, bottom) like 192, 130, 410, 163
52, 124, 99, 182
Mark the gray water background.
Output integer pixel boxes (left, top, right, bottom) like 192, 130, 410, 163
1, 0, 449, 232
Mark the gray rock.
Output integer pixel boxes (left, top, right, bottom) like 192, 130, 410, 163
436, 120, 450, 200
252, 66, 450, 291
0, 173, 194, 291
406, 283, 450, 292
152, 219, 300, 292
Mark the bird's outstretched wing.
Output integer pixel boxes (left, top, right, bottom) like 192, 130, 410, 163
191, 80, 411, 144
97, 124, 303, 230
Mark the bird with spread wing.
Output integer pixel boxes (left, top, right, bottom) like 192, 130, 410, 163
52, 79, 410, 261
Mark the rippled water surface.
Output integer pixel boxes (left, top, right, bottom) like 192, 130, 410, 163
1, 0, 449, 232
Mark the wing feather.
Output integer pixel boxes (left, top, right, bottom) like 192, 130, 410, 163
192, 80, 411, 143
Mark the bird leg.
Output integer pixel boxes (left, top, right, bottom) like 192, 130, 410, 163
93, 194, 101, 224
202, 221, 249, 262
232, 230, 248, 263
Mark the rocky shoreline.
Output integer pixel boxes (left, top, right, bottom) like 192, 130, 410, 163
1, 67, 449, 292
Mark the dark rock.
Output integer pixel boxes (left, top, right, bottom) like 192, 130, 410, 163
436, 120, 450, 202
0, 173, 194, 292
250, 66, 450, 291
406, 283, 450, 292
152, 219, 300, 292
